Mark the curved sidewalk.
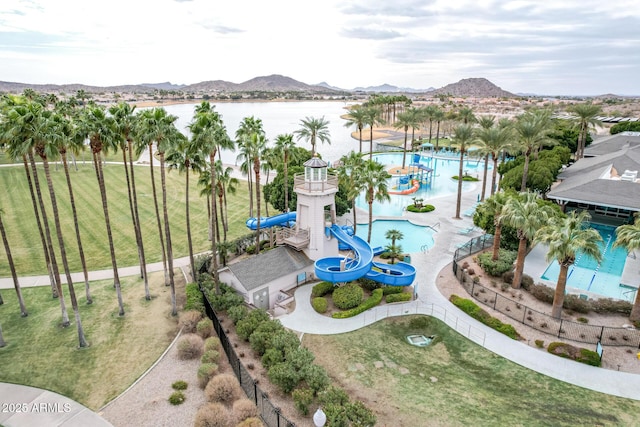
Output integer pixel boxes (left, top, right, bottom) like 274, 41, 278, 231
0, 383, 112, 427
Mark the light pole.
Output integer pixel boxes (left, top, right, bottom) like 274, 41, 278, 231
313, 407, 327, 427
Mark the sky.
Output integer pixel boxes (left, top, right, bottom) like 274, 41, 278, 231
1, 0, 639, 96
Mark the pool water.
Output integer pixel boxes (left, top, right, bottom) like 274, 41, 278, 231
355, 219, 435, 254
541, 224, 630, 300
355, 153, 489, 216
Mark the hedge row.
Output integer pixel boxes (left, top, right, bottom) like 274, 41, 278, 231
449, 294, 520, 340
332, 289, 384, 319
386, 292, 412, 303
547, 342, 601, 367
311, 281, 335, 298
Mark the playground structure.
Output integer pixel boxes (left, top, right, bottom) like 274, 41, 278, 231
246, 155, 416, 286
388, 153, 433, 195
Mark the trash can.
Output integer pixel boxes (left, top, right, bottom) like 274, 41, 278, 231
403, 255, 411, 264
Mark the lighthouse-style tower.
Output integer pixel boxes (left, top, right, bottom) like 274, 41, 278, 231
293, 155, 339, 261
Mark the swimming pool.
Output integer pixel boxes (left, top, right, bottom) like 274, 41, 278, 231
541, 223, 630, 300
355, 152, 488, 216
355, 219, 435, 254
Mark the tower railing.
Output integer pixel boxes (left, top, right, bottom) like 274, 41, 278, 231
293, 173, 338, 192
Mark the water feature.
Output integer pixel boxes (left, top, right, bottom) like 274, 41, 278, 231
354, 219, 435, 254
541, 223, 630, 300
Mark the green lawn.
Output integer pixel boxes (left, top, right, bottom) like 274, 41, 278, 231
304, 315, 640, 427
0, 270, 181, 409
0, 162, 255, 276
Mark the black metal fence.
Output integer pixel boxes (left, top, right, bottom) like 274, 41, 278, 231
452, 235, 640, 348
202, 291, 296, 427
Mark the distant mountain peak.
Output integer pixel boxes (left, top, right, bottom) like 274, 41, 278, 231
429, 77, 515, 98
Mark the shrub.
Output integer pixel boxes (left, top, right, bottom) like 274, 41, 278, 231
236, 309, 270, 341
204, 336, 221, 353
346, 400, 377, 427
194, 402, 230, 427
382, 286, 404, 295
333, 283, 364, 310
268, 362, 301, 394
168, 391, 186, 405
180, 310, 203, 334
477, 250, 516, 276
177, 333, 204, 360
269, 329, 301, 355
304, 363, 330, 394
201, 349, 220, 365
292, 387, 314, 415
502, 270, 514, 284
197, 363, 219, 389
521, 274, 534, 290
591, 298, 632, 315
196, 319, 214, 339
576, 317, 589, 324
449, 295, 520, 340
312, 281, 335, 297
236, 418, 263, 427
227, 305, 248, 325
205, 374, 242, 404
262, 348, 285, 370
249, 320, 284, 356
535, 340, 544, 348
529, 284, 555, 304
547, 342, 601, 366
386, 292, 412, 303
232, 398, 258, 423
406, 204, 435, 213
452, 175, 479, 181
312, 297, 328, 313
318, 385, 349, 407
185, 283, 205, 313
208, 284, 245, 312
358, 277, 381, 291
172, 380, 188, 390
563, 295, 591, 314
332, 288, 383, 319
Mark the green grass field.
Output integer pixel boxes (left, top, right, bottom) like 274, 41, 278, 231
0, 161, 255, 276
304, 316, 640, 427
0, 270, 181, 409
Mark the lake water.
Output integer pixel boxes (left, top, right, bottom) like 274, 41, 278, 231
161, 101, 361, 165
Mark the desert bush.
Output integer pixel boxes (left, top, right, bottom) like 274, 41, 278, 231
232, 398, 258, 422
236, 418, 263, 427
292, 387, 314, 415
332, 283, 364, 310
177, 333, 204, 360
180, 310, 203, 334
529, 284, 555, 304
547, 342, 601, 366
591, 298, 632, 315
204, 336, 221, 353
201, 349, 220, 365
312, 281, 335, 297
198, 363, 219, 389
304, 363, 330, 394
318, 385, 349, 407
205, 374, 242, 404
172, 380, 188, 390
386, 292, 412, 303
168, 391, 186, 405
563, 295, 591, 314
520, 274, 534, 290
312, 297, 328, 313
535, 340, 544, 348
194, 402, 230, 427
249, 320, 284, 355
196, 318, 214, 339
502, 270, 514, 284
332, 288, 383, 319
346, 400, 377, 427
236, 309, 270, 341
227, 305, 248, 325
185, 283, 205, 314
449, 295, 520, 340
576, 317, 589, 324
478, 249, 517, 277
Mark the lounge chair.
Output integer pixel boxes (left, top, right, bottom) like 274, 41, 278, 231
457, 226, 476, 235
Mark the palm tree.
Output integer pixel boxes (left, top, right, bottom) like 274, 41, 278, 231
343, 105, 367, 153
248, 132, 268, 253
0, 208, 27, 316
110, 102, 149, 298
535, 211, 602, 319
137, 108, 180, 316
385, 229, 404, 264
363, 107, 384, 160
568, 103, 602, 159
480, 191, 511, 261
78, 105, 125, 316
360, 160, 390, 243
450, 124, 475, 219
394, 108, 422, 168
235, 116, 264, 218
432, 107, 446, 151
167, 132, 204, 281
295, 116, 331, 157
613, 216, 640, 321
457, 106, 477, 125
34, 107, 89, 346
422, 105, 439, 143
502, 192, 556, 289
273, 133, 298, 212
513, 109, 554, 191
214, 162, 239, 243
338, 151, 365, 234
475, 117, 513, 200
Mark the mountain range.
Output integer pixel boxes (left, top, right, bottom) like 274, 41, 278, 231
0, 75, 516, 98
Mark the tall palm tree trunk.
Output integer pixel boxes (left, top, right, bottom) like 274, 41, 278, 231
61, 152, 92, 304
21, 155, 56, 297
481, 154, 489, 201
358, 128, 363, 154
247, 172, 254, 218
283, 151, 289, 212
41, 157, 88, 347
369, 127, 374, 161
159, 154, 176, 316
209, 154, 220, 291
218, 191, 226, 243
512, 236, 527, 289
551, 263, 569, 318
367, 193, 373, 243
492, 221, 502, 261
149, 143, 169, 286
185, 166, 195, 281
521, 151, 531, 191
454, 150, 464, 219
0, 214, 27, 316
490, 155, 499, 196
401, 127, 408, 168
93, 150, 125, 316
122, 148, 143, 280
254, 159, 262, 254
28, 151, 68, 325
127, 141, 149, 300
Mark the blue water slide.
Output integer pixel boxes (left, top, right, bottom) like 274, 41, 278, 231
315, 224, 416, 286
245, 212, 297, 230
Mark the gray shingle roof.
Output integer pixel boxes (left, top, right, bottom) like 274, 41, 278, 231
228, 246, 313, 291
584, 134, 640, 156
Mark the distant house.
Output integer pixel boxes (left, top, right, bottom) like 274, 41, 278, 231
219, 246, 314, 311
547, 134, 640, 225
